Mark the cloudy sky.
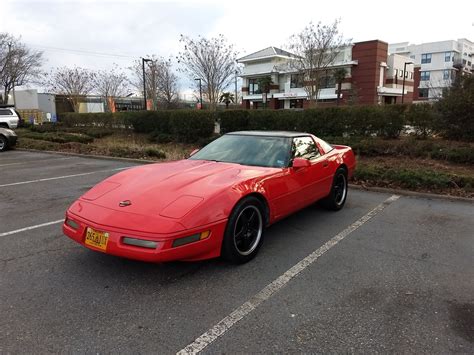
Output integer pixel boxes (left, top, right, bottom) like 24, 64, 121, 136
2, 0, 473, 93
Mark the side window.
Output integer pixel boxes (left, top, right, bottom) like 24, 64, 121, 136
292, 137, 321, 161
0, 109, 13, 116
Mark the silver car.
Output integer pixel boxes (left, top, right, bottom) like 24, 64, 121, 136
0, 128, 17, 152
0, 107, 21, 129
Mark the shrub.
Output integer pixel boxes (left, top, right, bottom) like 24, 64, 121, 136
125, 111, 171, 134
405, 103, 438, 139
218, 110, 249, 133
144, 147, 166, 159
169, 110, 215, 143
436, 75, 474, 142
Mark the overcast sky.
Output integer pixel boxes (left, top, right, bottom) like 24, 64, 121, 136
2, 0, 473, 94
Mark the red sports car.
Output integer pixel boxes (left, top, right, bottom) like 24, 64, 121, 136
63, 131, 356, 264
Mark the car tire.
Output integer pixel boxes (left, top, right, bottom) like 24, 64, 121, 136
320, 167, 348, 211
221, 196, 265, 264
0, 135, 8, 152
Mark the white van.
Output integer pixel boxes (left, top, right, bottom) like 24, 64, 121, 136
0, 107, 21, 129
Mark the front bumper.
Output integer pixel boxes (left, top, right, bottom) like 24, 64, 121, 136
8, 135, 17, 147
63, 211, 227, 263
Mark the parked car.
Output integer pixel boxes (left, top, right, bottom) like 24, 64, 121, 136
0, 127, 18, 151
0, 107, 22, 129
63, 131, 356, 264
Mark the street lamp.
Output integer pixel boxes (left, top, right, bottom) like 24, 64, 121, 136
401, 61, 413, 104
142, 58, 152, 110
194, 78, 203, 109
234, 70, 238, 107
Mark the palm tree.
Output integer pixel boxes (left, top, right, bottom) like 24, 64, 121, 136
333, 68, 347, 106
256, 76, 273, 94
219, 92, 235, 109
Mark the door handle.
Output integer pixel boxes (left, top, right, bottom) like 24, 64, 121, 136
323, 162, 329, 168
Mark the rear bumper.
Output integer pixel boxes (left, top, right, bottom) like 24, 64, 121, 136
63, 211, 227, 263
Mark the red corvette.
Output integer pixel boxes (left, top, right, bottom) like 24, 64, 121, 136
63, 131, 356, 264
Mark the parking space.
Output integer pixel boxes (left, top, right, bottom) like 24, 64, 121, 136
1, 150, 473, 353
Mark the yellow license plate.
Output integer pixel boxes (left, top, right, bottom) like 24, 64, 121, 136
85, 227, 109, 251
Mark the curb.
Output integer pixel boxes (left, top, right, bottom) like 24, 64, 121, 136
349, 184, 473, 203
16, 148, 158, 164
15, 148, 473, 203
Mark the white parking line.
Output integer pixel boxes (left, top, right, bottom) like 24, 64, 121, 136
0, 157, 74, 167
0, 167, 130, 188
177, 194, 400, 355
0, 219, 64, 237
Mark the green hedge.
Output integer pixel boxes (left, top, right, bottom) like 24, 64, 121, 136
218, 105, 409, 138
57, 102, 470, 143
59, 110, 215, 143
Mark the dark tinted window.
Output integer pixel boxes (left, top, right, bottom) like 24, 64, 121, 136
0, 109, 13, 116
292, 137, 320, 160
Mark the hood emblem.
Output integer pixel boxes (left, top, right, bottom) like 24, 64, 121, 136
119, 200, 132, 207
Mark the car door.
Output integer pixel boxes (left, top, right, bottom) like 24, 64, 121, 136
268, 136, 327, 219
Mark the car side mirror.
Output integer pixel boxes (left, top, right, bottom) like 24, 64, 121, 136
189, 148, 199, 157
292, 158, 311, 169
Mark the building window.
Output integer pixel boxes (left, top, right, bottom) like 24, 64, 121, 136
444, 52, 451, 62
419, 88, 429, 98
443, 70, 450, 80
420, 71, 430, 81
290, 74, 304, 88
421, 53, 432, 64
289, 99, 303, 109
248, 79, 260, 94
410, 55, 416, 59
399, 70, 403, 78
319, 75, 335, 89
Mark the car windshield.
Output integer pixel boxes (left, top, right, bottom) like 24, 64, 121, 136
189, 134, 291, 168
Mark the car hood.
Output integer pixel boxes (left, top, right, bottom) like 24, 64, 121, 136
78, 159, 277, 221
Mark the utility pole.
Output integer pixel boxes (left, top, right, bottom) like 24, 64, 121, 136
142, 58, 152, 110
194, 78, 202, 109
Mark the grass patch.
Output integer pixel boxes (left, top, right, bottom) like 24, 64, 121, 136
328, 136, 474, 165
354, 159, 474, 197
20, 131, 94, 144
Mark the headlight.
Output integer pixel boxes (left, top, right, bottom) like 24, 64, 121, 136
65, 218, 79, 230
122, 237, 158, 249
172, 230, 210, 248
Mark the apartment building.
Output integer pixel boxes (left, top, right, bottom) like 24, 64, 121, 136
237, 40, 415, 109
389, 38, 473, 100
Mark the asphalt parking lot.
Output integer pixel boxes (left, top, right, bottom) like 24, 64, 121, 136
1, 150, 473, 354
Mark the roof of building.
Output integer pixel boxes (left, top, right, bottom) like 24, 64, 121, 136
237, 46, 295, 62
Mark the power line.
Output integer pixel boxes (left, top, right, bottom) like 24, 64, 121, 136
25, 43, 139, 60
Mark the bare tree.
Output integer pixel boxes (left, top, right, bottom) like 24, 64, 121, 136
156, 58, 179, 109
0, 33, 43, 104
333, 67, 347, 106
94, 64, 129, 111
287, 20, 350, 107
130, 56, 179, 109
177, 34, 238, 110
45, 66, 96, 112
